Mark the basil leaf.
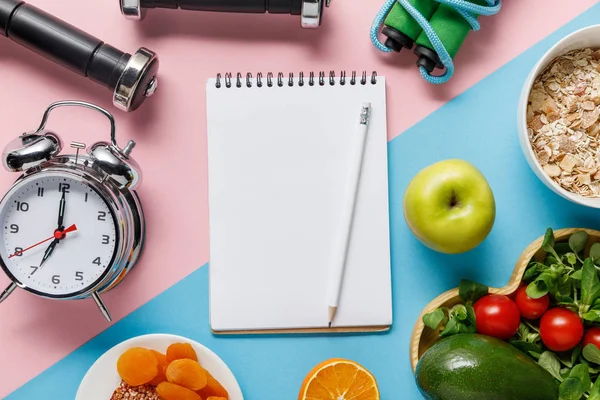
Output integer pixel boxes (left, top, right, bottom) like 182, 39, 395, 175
569, 231, 588, 254
439, 317, 459, 337
582, 258, 600, 308
583, 309, 600, 323
589, 376, 600, 399
538, 351, 563, 382
422, 308, 446, 330
542, 227, 556, 253
571, 269, 583, 280
584, 344, 600, 365
450, 304, 468, 321
571, 345, 582, 368
559, 345, 581, 369
466, 304, 476, 326
523, 264, 539, 282
592, 243, 600, 265
559, 364, 591, 400
458, 279, 488, 304
555, 294, 575, 305
566, 253, 577, 266
527, 270, 558, 299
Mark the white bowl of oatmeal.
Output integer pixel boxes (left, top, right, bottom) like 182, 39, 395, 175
518, 25, 600, 208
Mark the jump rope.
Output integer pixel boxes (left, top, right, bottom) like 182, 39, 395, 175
371, 0, 502, 84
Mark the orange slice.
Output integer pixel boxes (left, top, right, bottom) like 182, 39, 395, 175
298, 358, 379, 400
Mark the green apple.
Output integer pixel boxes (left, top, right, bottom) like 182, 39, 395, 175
403, 159, 495, 254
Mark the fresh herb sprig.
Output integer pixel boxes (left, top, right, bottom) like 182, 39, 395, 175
514, 228, 600, 400
422, 279, 488, 337
525, 228, 600, 322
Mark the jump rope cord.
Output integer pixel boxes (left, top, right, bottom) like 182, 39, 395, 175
370, 0, 501, 84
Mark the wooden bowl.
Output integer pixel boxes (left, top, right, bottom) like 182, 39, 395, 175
409, 228, 600, 372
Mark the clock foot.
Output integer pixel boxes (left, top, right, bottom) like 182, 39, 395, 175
0, 282, 17, 304
92, 291, 112, 322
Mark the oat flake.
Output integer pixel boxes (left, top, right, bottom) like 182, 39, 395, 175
527, 48, 600, 197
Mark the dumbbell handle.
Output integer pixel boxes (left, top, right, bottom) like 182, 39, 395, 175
0, 0, 159, 111
121, 0, 329, 28
141, 0, 301, 14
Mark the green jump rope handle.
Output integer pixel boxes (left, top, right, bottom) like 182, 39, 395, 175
382, 0, 439, 52
414, 0, 488, 72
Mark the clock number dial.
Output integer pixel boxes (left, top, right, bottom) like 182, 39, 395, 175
0, 174, 118, 297
58, 183, 70, 193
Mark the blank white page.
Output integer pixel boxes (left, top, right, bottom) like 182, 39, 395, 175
206, 73, 391, 332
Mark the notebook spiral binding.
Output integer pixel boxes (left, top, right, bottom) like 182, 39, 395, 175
215, 70, 378, 89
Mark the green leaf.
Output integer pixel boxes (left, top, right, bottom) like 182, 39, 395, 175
439, 317, 459, 337
589, 376, 600, 399
572, 345, 582, 368
458, 279, 488, 304
422, 308, 446, 330
582, 258, 600, 308
556, 242, 573, 256
542, 228, 556, 253
591, 243, 600, 264
510, 340, 542, 355
571, 269, 583, 280
450, 304, 468, 321
523, 264, 539, 282
584, 344, 600, 365
559, 364, 591, 400
583, 310, 600, 323
538, 351, 564, 382
569, 231, 589, 254
465, 304, 476, 326
566, 253, 577, 266
527, 280, 549, 299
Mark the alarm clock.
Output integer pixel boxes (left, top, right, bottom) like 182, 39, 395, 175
0, 101, 145, 321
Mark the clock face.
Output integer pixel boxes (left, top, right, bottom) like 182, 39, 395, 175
0, 172, 118, 298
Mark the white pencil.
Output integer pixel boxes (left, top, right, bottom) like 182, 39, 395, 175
327, 102, 372, 327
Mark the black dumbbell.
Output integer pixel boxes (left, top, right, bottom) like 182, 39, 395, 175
0, 0, 159, 111
120, 0, 331, 28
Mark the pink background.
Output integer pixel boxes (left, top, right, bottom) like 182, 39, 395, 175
0, 0, 597, 396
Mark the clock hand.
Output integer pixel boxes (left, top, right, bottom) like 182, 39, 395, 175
8, 224, 78, 259
57, 190, 66, 229
39, 238, 59, 267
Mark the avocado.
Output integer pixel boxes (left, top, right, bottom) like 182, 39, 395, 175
415, 334, 558, 400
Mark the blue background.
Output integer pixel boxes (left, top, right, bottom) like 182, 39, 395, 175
8, 5, 600, 399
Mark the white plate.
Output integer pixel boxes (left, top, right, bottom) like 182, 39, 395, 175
76, 333, 243, 400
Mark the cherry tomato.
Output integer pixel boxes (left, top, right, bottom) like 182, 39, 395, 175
515, 287, 550, 320
583, 327, 600, 350
473, 294, 521, 340
540, 308, 584, 352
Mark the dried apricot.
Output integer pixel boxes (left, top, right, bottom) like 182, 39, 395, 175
166, 359, 208, 391
116, 347, 159, 386
198, 370, 229, 399
156, 382, 202, 400
166, 342, 198, 363
149, 350, 168, 386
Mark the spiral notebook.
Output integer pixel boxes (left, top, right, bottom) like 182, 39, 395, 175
206, 71, 392, 334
